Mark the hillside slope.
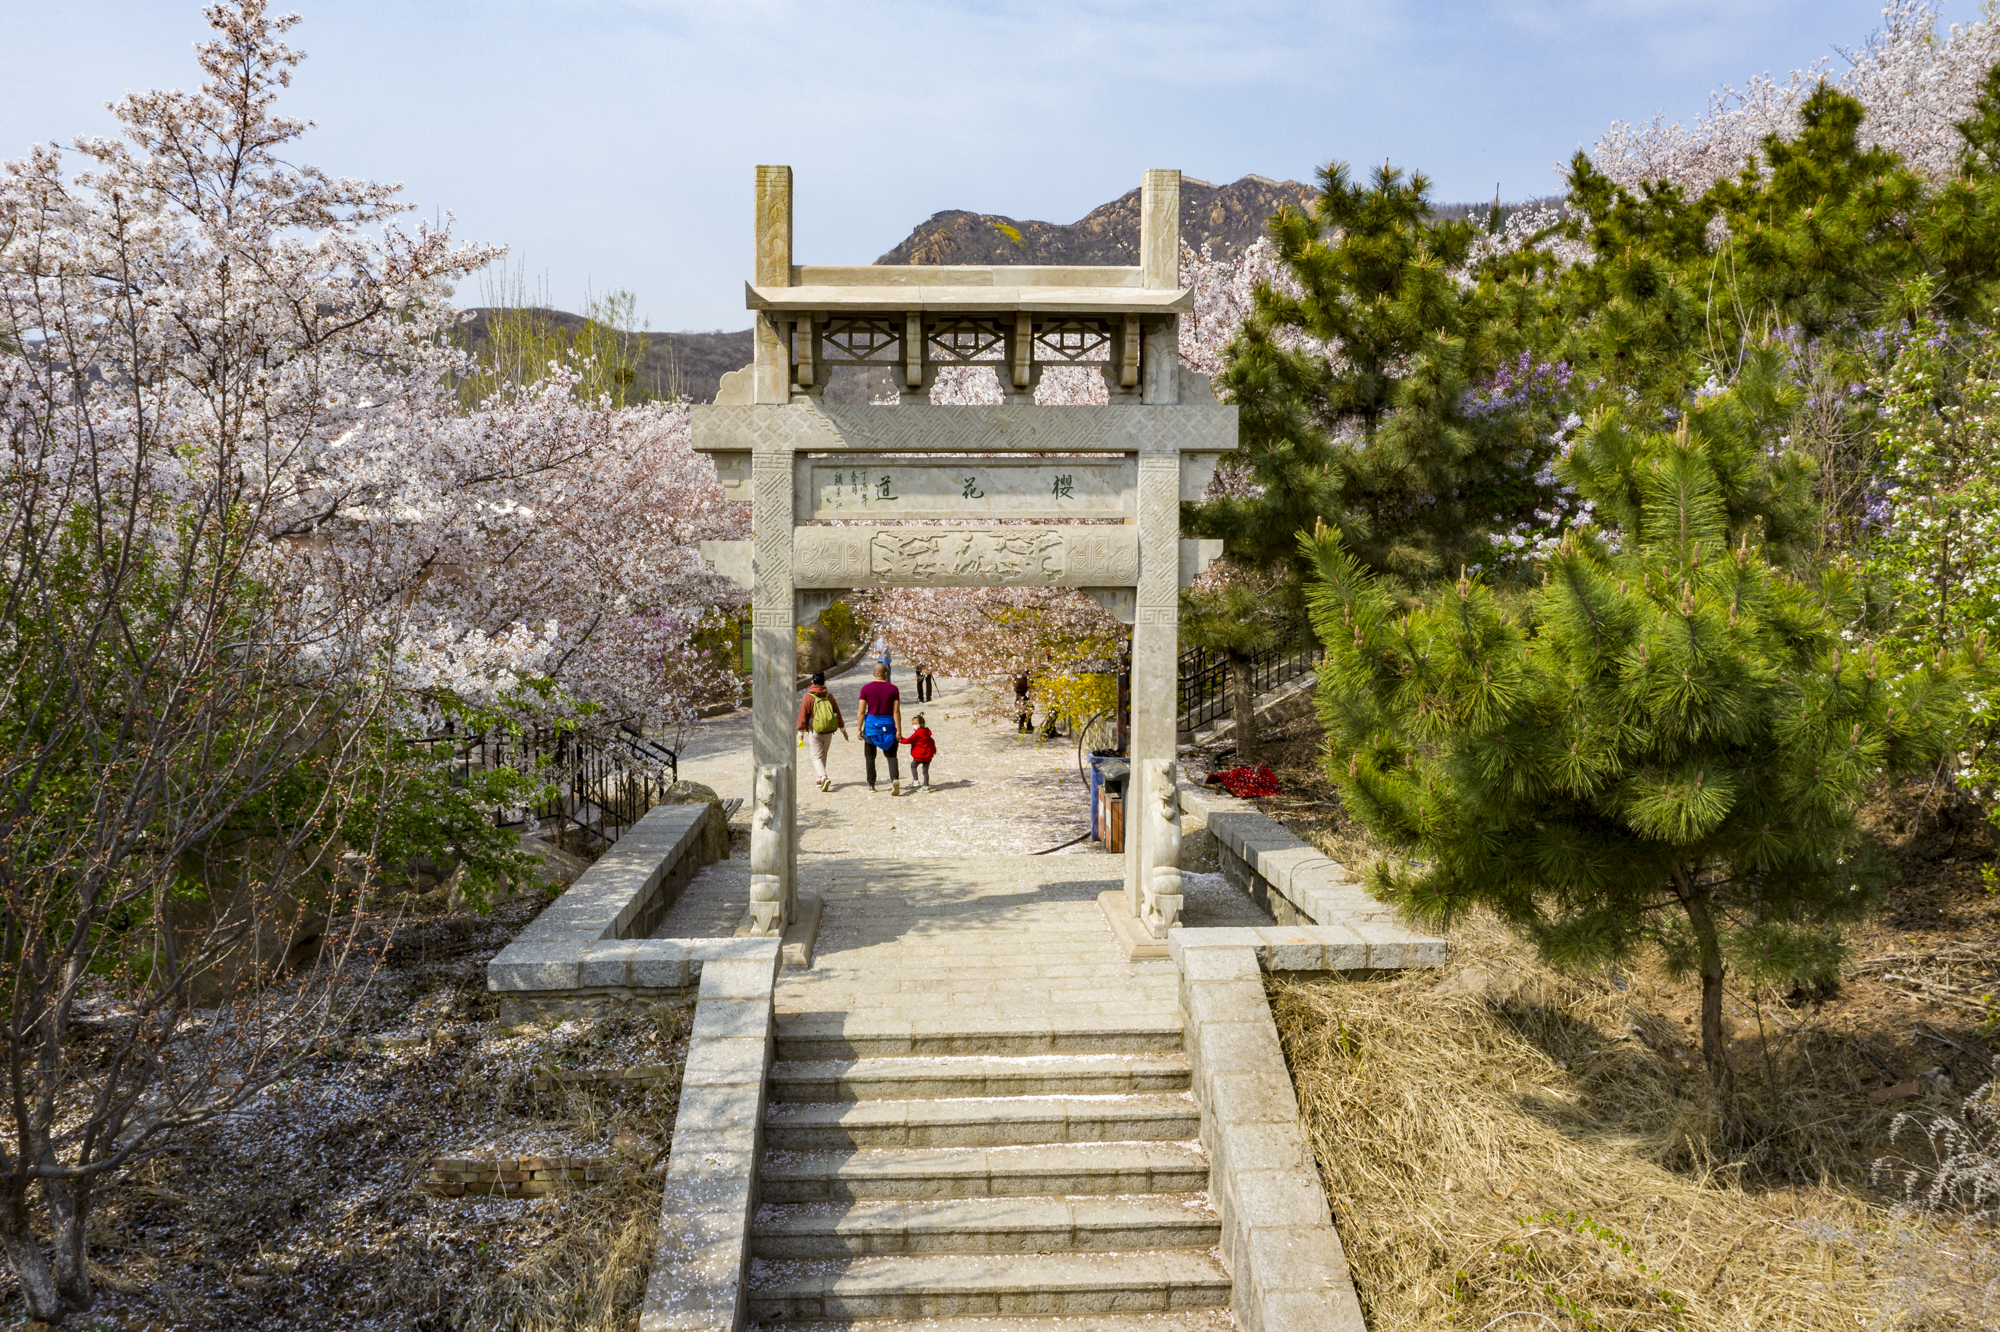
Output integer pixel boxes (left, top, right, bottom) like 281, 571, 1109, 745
877, 173, 1315, 266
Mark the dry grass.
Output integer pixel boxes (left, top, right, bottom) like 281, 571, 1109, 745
1272, 914, 2000, 1330
452, 1175, 665, 1332
0, 898, 692, 1332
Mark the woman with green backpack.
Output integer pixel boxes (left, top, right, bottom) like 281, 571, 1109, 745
795, 670, 848, 792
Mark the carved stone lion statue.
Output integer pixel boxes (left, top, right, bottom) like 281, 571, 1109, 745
1140, 758, 1183, 939
748, 763, 791, 935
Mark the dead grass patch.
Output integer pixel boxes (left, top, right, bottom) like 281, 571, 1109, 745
0, 897, 692, 1332
1272, 914, 2000, 1329
451, 1174, 665, 1332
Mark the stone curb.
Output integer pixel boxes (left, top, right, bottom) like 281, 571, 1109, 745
1178, 790, 1446, 971
1171, 937, 1366, 1332
639, 936, 781, 1332
486, 802, 735, 1019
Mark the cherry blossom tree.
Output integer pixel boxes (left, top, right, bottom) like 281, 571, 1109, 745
1594, 1, 2000, 195
0, 4, 737, 1319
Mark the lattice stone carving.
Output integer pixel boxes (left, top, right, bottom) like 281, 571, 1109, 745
822, 316, 904, 365
1136, 455, 1181, 611
752, 455, 794, 590
794, 529, 872, 584
927, 317, 1007, 364
1034, 318, 1115, 363
1067, 529, 1140, 582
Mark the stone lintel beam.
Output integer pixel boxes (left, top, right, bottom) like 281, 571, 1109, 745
746, 283, 1192, 317
699, 536, 1222, 593
791, 263, 1146, 289
691, 401, 1237, 458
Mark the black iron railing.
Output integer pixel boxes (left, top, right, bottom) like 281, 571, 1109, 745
415, 722, 678, 845
1176, 636, 1323, 733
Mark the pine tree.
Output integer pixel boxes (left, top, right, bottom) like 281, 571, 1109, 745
1535, 82, 2000, 421
1303, 378, 1968, 1114
1203, 161, 1541, 587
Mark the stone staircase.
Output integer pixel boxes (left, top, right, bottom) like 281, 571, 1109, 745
744, 1015, 1234, 1329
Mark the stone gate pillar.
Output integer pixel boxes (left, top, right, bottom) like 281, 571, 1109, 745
747, 165, 797, 936
1127, 168, 1184, 932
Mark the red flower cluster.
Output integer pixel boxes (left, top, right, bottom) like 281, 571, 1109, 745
1208, 765, 1281, 799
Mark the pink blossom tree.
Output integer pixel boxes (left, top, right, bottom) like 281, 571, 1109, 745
0, 4, 737, 1318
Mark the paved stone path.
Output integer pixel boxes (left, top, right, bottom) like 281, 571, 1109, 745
660, 663, 1272, 947
675, 665, 1098, 858
658, 665, 1273, 1328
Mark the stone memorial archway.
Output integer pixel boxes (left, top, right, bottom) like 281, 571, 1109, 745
694, 166, 1233, 942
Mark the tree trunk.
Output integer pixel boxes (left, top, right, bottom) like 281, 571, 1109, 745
1, 1149, 97, 1323
48, 1174, 93, 1316
1, 1190, 67, 1324
1225, 650, 1261, 762
1682, 885, 1738, 1130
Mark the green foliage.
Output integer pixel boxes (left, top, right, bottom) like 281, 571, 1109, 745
818, 599, 867, 662
1180, 572, 1298, 756
1304, 376, 1968, 1093
1180, 578, 1291, 659
1533, 82, 2000, 425
1860, 288, 2000, 811
455, 271, 657, 409
1561, 345, 1818, 563
1203, 161, 1547, 586
341, 727, 550, 911
1863, 294, 2000, 656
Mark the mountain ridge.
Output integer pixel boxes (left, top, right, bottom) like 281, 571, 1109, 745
876, 173, 1315, 266
464, 173, 1423, 401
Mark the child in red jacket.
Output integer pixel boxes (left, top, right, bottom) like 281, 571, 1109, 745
903, 714, 937, 792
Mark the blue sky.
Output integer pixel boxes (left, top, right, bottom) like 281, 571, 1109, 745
0, 1, 1964, 330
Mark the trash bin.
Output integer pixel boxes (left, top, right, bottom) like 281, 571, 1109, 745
1101, 785, 1125, 853
1089, 754, 1128, 849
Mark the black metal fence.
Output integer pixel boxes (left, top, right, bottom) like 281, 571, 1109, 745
1176, 635, 1324, 733
415, 722, 679, 846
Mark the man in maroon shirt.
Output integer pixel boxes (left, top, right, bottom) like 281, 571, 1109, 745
857, 663, 905, 795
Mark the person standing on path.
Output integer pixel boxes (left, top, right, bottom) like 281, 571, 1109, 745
795, 670, 848, 792
872, 633, 893, 680
858, 662, 905, 795
904, 713, 937, 791
912, 664, 933, 702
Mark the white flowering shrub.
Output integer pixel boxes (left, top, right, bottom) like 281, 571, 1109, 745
1595, 1, 2000, 195
1866, 312, 2000, 656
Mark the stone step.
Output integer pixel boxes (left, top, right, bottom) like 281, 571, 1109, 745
764, 1093, 1200, 1150
774, 1012, 1186, 1060
751, 1194, 1221, 1258
769, 1053, 1191, 1103
757, 1142, 1209, 1203
748, 1317, 1236, 1332
745, 1249, 1232, 1322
